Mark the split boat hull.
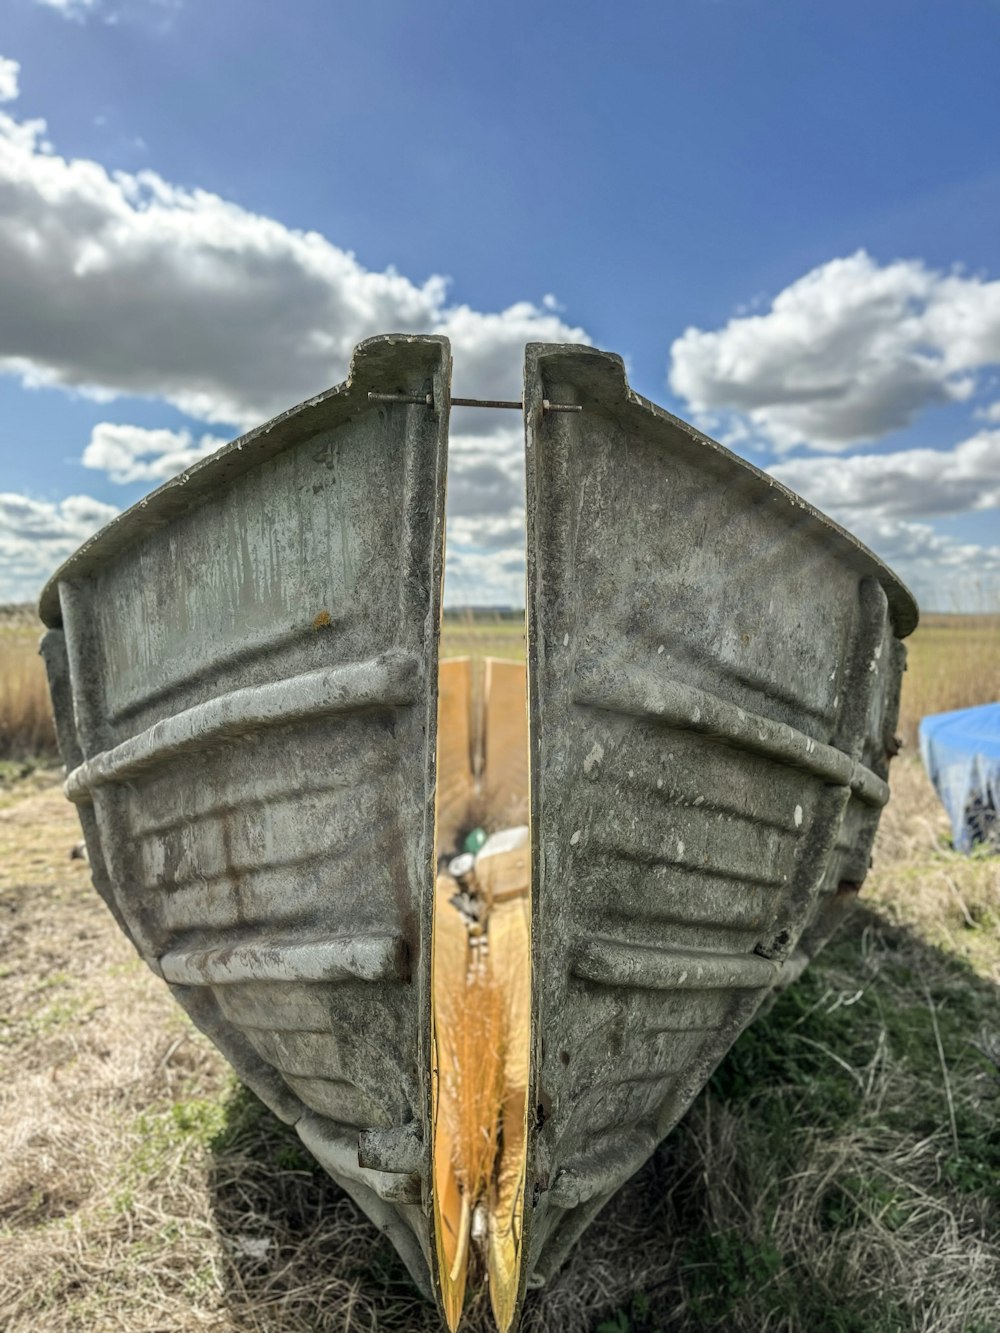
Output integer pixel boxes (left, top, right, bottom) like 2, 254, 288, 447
39, 335, 916, 1327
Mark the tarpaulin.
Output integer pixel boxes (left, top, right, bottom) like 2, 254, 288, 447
919, 702, 1000, 853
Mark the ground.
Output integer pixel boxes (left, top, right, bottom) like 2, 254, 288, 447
0, 612, 998, 1332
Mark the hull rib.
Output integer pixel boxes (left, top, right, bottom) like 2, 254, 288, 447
65, 650, 420, 803
159, 933, 409, 986
571, 935, 779, 991
590, 842, 790, 888
573, 663, 889, 808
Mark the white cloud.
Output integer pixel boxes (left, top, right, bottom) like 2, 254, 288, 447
846, 515, 1000, 612
34, 0, 185, 30
767, 428, 1000, 609
436, 303, 586, 406
0, 58, 19, 104
443, 548, 525, 608
445, 422, 521, 512
32, 0, 98, 18
81, 422, 227, 484
669, 250, 1000, 452
770, 429, 1000, 521
0, 56, 576, 604
0, 103, 588, 433
32, 0, 183, 26
0, 492, 118, 603
442, 422, 525, 604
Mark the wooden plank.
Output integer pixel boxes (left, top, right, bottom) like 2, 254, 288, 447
436, 657, 474, 853
482, 658, 529, 830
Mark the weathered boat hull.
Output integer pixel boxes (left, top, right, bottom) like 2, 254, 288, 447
39, 334, 916, 1329
521, 344, 912, 1287
41, 335, 452, 1299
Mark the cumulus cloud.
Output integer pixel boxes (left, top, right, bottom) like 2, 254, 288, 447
0, 102, 588, 432
770, 429, 1000, 521
764, 434, 1000, 609
81, 422, 228, 484
669, 250, 1000, 452
847, 515, 1000, 611
0, 56, 577, 603
445, 422, 522, 514
0, 492, 118, 604
442, 421, 526, 604
0, 57, 19, 104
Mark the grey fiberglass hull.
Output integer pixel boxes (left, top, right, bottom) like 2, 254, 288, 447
39, 334, 916, 1329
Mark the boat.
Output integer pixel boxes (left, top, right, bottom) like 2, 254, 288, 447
38, 333, 917, 1332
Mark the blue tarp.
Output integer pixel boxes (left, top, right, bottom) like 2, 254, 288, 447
919, 702, 1000, 853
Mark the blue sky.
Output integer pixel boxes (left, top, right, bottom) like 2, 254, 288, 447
1, 0, 999, 608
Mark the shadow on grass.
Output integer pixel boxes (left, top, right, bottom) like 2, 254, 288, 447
206, 905, 1000, 1333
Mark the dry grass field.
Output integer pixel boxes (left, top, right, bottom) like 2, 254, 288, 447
894, 613, 1000, 750
1, 606, 998, 1332
0, 606, 56, 765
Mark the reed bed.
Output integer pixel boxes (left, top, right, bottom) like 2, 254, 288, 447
435, 946, 507, 1318
437, 957, 505, 1219
0, 616, 56, 761
896, 613, 1000, 750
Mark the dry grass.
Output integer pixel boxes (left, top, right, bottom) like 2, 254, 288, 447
1, 613, 999, 1331
866, 753, 1000, 983
0, 609, 56, 762
437, 957, 505, 1215
896, 613, 1000, 751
